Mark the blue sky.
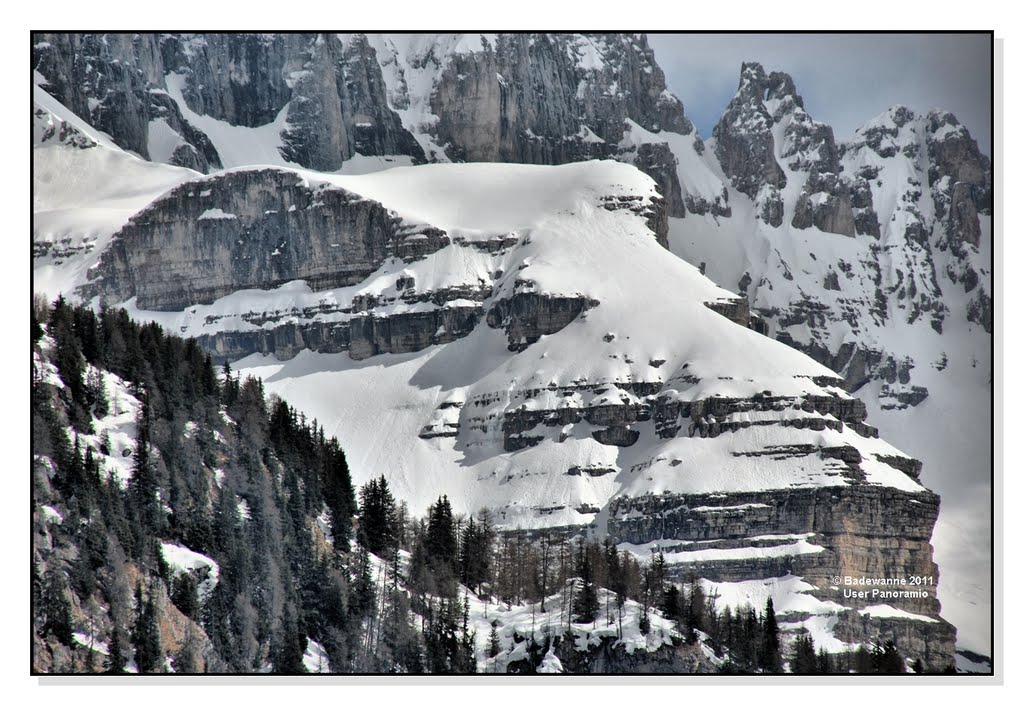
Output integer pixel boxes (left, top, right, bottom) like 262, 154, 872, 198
648, 33, 992, 156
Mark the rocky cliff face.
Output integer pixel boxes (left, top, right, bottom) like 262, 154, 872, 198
418, 33, 692, 213
609, 485, 952, 670
711, 62, 879, 239
549, 635, 717, 674
33, 32, 703, 217
81, 167, 450, 311
33, 34, 223, 172
712, 63, 788, 201
32, 33, 424, 173
684, 63, 992, 413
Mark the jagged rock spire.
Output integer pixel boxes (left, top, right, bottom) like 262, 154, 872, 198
712, 61, 787, 200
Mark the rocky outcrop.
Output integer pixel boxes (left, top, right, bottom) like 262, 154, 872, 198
33, 34, 163, 159
33, 33, 424, 173
712, 63, 786, 201
600, 192, 669, 249
704, 297, 770, 335
477, 369, 877, 454
277, 34, 426, 170
632, 142, 685, 219
834, 610, 956, 673
486, 292, 600, 352
80, 168, 450, 311
924, 109, 993, 333
158, 34, 297, 128
704, 63, 992, 402
548, 635, 716, 674
146, 92, 222, 172
756, 185, 785, 227
433, 35, 693, 149
714, 62, 883, 240
608, 485, 954, 670
198, 303, 483, 363
791, 170, 856, 237
422, 34, 693, 216
33, 104, 97, 149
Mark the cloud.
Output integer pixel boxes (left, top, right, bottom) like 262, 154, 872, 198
648, 33, 992, 155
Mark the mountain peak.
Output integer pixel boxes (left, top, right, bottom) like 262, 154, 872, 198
713, 62, 827, 203
733, 63, 804, 113
925, 108, 974, 144
766, 70, 804, 110
712, 64, 785, 199
857, 104, 916, 135
738, 60, 768, 87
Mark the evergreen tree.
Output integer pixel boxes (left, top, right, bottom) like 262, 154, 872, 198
423, 496, 458, 596
107, 624, 127, 674
49, 296, 92, 432
171, 572, 200, 620
221, 361, 238, 407
41, 564, 74, 644
682, 573, 706, 642
132, 582, 162, 673
128, 394, 161, 536
350, 544, 375, 619
32, 303, 45, 345
661, 584, 682, 624
86, 367, 109, 418
31, 560, 44, 629
270, 605, 307, 674
572, 541, 599, 624
426, 496, 457, 565
358, 476, 397, 555
459, 515, 493, 592
816, 647, 833, 674
650, 551, 667, 602
791, 633, 817, 673
423, 598, 471, 673
854, 644, 873, 673
380, 589, 423, 673
322, 443, 354, 548
739, 605, 760, 666
879, 639, 906, 673
758, 597, 782, 673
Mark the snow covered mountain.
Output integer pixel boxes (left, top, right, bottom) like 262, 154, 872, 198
665, 63, 992, 659
32, 33, 993, 669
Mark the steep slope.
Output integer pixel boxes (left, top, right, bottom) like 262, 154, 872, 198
33, 82, 198, 298
41, 128, 954, 666
673, 63, 991, 406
